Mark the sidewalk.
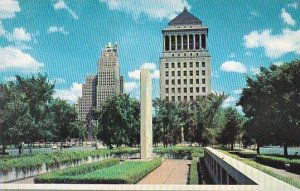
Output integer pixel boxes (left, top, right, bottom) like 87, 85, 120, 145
138, 159, 191, 184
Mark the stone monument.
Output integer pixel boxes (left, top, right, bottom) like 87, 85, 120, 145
140, 68, 153, 159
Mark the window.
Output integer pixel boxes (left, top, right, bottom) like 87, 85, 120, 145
196, 87, 200, 93
202, 62, 205, 67
166, 88, 169, 93
190, 96, 193, 100
202, 87, 206, 92
202, 70, 206, 75
189, 34, 193, 50
184, 88, 187, 93
177, 79, 180, 84
172, 71, 175, 76
183, 35, 187, 50
202, 78, 206, 84
184, 79, 187, 84
172, 63, 175, 68
196, 70, 199, 76
190, 79, 193, 84
165, 36, 169, 51
184, 71, 187, 76
165, 63, 169, 68
178, 96, 181, 101
201, 34, 206, 49
172, 96, 175, 101
177, 62, 181, 68
184, 96, 187, 101
166, 80, 169, 85
178, 88, 181, 93
190, 87, 193, 93
196, 62, 199, 67
166, 71, 169, 77
166, 96, 169, 100
171, 35, 176, 50
178, 71, 181, 76
195, 34, 200, 49
190, 71, 193, 76
190, 62, 193, 67
177, 35, 181, 50
184, 62, 187, 67
172, 79, 175, 85
196, 79, 200, 84
172, 88, 175, 93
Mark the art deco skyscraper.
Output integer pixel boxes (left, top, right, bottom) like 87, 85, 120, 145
97, 42, 121, 108
160, 8, 211, 102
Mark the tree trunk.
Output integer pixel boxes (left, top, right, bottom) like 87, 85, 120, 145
231, 142, 234, 150
2, 144, 6, 155
29, 143, 32, 154
284, 143, 288, 157
256, 143, 260, 155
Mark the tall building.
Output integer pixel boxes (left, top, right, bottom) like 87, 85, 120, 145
160, 8, 211, 102
77, 42, 123, 125
77, 75, 97, 122
97, 42, 120, 108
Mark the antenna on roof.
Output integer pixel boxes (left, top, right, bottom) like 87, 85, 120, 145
183, 7, 187, 12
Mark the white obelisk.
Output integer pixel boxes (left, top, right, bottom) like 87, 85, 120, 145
140, 68, 153, 159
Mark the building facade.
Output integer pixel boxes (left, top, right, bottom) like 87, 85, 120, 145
160, 8, 211, 102
97, 42, 121, 108
77, 42, 123, 126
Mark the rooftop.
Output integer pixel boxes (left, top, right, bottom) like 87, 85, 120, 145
169, 7, 202, 26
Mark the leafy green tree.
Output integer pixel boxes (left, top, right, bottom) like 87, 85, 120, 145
238, 60, 300, 156
94, 94, 140, 148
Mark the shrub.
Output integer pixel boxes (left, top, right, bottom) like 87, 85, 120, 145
237, 151, 257, 158
290, 160, 300, 174
189, 160, 199, 184
34, 158, 120, 183
154, 146, 203, 159
256, 155, 290, 169
35, 158, 162, 184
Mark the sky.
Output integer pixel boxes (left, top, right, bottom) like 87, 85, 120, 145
0, 0, 300, 109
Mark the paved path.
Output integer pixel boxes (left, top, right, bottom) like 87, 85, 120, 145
138, 159, 191, 184
7, 177, 34, 184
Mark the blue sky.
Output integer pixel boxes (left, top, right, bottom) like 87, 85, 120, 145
0, 0, 299, 108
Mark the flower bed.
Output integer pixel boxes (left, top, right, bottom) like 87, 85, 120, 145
34, 158, 162, 184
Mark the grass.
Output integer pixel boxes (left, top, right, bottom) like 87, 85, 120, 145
189, 159, 199, 184
35, 158, 162, 184
154, 146, 204, 158
220, 150, 300, 189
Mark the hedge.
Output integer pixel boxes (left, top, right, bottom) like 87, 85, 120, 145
237, 151, 257, 158
0, 148, 138, 174
35, 158, 162, 184
290, 160, 300, 174
34, 158, 120, 183
189, 159, 199, 184
154, 146, 203, 158
256, 155, 290, 169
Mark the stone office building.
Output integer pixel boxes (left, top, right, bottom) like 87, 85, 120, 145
160, 8, 211, 102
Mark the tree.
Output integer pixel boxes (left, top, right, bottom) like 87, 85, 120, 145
238, 60, 300, 156
94, 94, 140, 148
216, 107, 242, 150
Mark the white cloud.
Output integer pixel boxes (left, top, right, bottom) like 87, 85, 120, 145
222, 96, 237, 108
99, 0, 190, 20
128, 69, 140, 80
244, 29, 300, 58
54, 83, 82, 103
128, 62, 159, 80
0, 0, 20, 19
281, 8, 296, 26
250, 66, 260, 75
47, 26, 69, 35
7, 27, 31, 41
141, 62, 157, 70
0, 21, 5, 36
0, 47, 44, 72
288, 1, 299, 9
220, 61, 247, 73
233, 89, 242, 95
53, 0, 78, 20
124, 82, 138, 92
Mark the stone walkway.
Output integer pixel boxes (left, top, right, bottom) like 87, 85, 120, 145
7, 177, 34, 184
138, 159, 191, 184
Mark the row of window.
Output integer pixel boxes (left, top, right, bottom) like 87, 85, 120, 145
166, 70, 205, 77
165, 87, 206, 94
165, 95, 206, 102
164, 34, 206, 51
165, 78, 206, 85
165, 62, 205, 68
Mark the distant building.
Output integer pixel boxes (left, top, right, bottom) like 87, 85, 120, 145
160, 8, 211, 102
77, 42, 123, 126
97, 42, 121, 108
